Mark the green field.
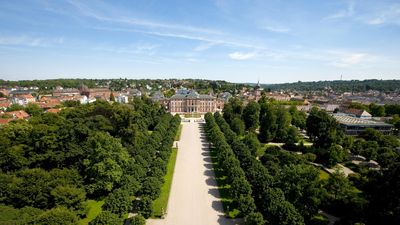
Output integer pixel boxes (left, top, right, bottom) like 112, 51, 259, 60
183, 113, 202, 118
175, 124, 183, 141
151, 148, 178, 218
78, 200, 104, 225
209, 149, 241, 218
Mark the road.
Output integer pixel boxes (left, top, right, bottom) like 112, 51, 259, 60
147, 120, 239, 225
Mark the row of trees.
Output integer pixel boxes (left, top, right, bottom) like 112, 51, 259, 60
204, 113, 263, 224
212, 112, 306, 225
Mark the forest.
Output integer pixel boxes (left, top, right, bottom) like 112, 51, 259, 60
0, 97, 180, 224
205, 97, 400, 225
263, 79, 400, 92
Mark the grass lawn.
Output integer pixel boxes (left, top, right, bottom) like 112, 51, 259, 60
319, 169, 330, 180
184, 113, 202, 118
209, 148, 241, 218
175, 124, 183, 141
148, 130, 153, 135
256, 146, 267, 157
151, 148, 178, 218
78, 200, 105, 225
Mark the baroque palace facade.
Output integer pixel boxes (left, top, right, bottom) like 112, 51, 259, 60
153, 90, 225, 114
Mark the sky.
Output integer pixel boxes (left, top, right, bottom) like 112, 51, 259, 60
0, 0, 400, 83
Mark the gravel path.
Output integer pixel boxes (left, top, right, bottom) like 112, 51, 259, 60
147, 120, 239, 225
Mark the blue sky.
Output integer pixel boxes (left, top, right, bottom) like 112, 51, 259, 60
0, 0, 399, 83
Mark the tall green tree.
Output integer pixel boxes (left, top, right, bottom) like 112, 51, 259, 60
83, 132, 130, 195
259, 103, 277, 142
243, 101, 260, 131
306, 107, 341, 148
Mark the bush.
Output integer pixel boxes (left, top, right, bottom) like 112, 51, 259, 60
89, 211, 123, 225
103, 188, 132, 215
36, 207, 79, 225
244, 212, 265, 225
130, 215, 146, 225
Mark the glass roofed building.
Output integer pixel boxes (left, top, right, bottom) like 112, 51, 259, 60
333, 114, 393, 136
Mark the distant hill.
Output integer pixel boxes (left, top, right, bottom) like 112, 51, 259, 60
259, 79, 400, 92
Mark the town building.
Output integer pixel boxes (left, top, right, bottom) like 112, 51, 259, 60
333, 114, 393, 135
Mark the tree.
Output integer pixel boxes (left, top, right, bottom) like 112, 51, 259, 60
244, 212, 265, 225
102, 188, 131, 215
289, 106, 307, 130
230, 117, 245, 136
51, 185, 86, 211
369, 103, 385, 117
306, 107, 340, 148
324, 170, 353, 202
328, 145, 348, 168
89, 211, 123, 225
243, 133, 261, 156
6, 104, 24, 112
134, 196, 153, 218
243, 101, 260, 131
278, 164, 323, 219
25, 103, 43, 117
366, 162, 400, 225
140, 177, 162, 200
259, 103, 277, 142
285, 126, 299, 146
238, 194, 257, 215
83, 132, 130, 195
130, 215, 146, 225
264, 188, 305, 225
110, 92, 115, 101
36, 207, 79, 225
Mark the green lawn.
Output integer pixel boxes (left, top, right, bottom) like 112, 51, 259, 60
319, 169, 330, 180
151, 148, 178, 218
78, 200, 105, 225
175, 124, 183, 141
209, 149, 241, 218
184, 113, 202, 118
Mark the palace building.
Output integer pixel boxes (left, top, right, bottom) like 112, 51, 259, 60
153, 90, 224, 114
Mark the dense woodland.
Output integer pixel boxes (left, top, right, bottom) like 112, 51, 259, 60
0, 97, 180, 224
0, 78, 246, 95
263, 79, 400, 92
205, 97, 400, 225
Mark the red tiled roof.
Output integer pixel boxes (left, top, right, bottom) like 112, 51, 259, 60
0, 118, 13, 125
5, 110, 30, 119
46, 108, 61, 113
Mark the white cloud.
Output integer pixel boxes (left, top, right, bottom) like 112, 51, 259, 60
229, 51, 257, 60
323, 2, 355, 20
366, 4, 400, 25
0, 35, 64, 47
193, 42, 217, 51
66, 0, 223, 35
262, 25, 290, 33
325, 51, 369, 67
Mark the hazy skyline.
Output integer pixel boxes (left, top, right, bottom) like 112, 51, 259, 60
0, 0, 399, 83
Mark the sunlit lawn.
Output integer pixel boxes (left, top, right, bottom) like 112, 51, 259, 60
78, 200, 104, 225
175, 124, 183, 141
151, 148, 178, 218
319, 169, 330, 180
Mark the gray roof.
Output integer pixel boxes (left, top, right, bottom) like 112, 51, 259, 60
170, 90, 214, 100
333, 115, 393, 127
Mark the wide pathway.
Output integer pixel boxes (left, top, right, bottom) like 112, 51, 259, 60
147, 120, 239, 225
